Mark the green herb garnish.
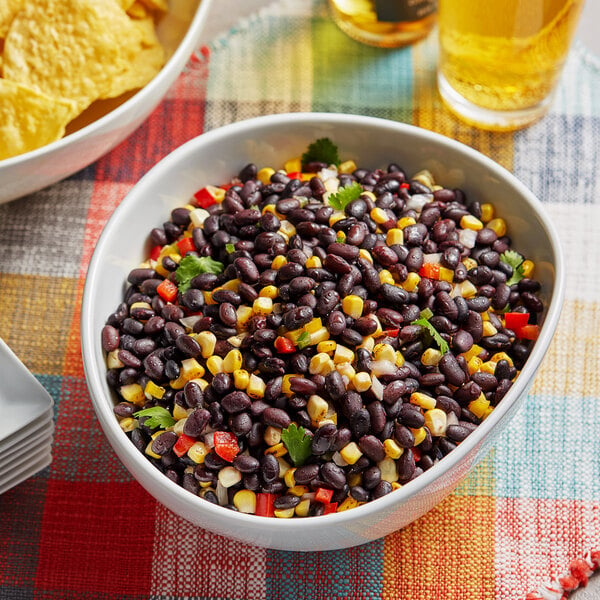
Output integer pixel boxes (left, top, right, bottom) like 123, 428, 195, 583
500, 250, 525, 286
175, 255, 224, 292
225, 243, 236, 254
133, 406, 176, 429
412, 315, 449, 355
301, 137, 340, 170
281, 423, 312, 466
328, 181, 363, 211
296, 331, 311, 350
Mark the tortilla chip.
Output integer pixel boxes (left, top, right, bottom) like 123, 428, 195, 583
0, 79, 76, 159
139, 0, 168, 13
0, 0, 24, 39
3, 0, 144, 113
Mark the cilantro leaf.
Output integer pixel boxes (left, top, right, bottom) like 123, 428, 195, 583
175, 255, 224, 293
134, 406, 176, 430
412, 316, 449, 355
301, 137, 340, 169
281, 423, 312, 466
500, 250, 525, 286
296, 331, 311, 350
328, 181, 363, 211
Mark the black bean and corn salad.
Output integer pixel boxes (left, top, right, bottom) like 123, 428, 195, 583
102, 138, 544, 518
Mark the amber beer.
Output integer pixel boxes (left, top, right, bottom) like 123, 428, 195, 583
437, 0, 584, 130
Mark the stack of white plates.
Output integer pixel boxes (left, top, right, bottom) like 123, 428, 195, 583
0, 338, 54, 495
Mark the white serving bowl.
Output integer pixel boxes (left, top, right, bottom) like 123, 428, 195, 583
0, 0, 212, 205
81, 113, 564, 551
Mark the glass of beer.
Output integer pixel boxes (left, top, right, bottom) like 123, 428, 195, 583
437, 0, 584, 131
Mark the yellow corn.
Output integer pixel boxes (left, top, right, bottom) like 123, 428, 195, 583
305, 255, 322, 269
439, 266, 454, 282
336, 362, 356, 382
265, 442, 288, 458
145, 439, 161, 460
383, 438, 404, 459
353, 372, 372, 393
411, 427, 427, 445
233, 489, 257, 514
370, 207, 390, 224
144, 380, 166, 400
309, 353, 330, 375
412, 169, 434, 188
410, 391, 436, 410
482, 321, 498, 337
337, 496, 360, 512
284, 468, 296, 488
379, 269, 394, 285
119, 417, 136, 433
181, 357, 205, 381
206, 355, 223, 376
305, 317, 323, 333
424, 408, 448, 436
397, 216, 416, 229
279, 220, 296, 239
307, 395, 329, 423
395, 351, 405, 368
373, 343, 396, 363
271, 255, 287, 270
462, 257, 478, 271
480, 360, 497, 375
203, 290, 217, 305
467, 356, 483, 374
462, 344, 484, 362
106, 350, 124, 369
421, 348, 442, 366
348, 473, 362, 488
469, 394, 490, 419
281, 374, 299, 395
491, 352, 513, 367
253, 296, 273, 315
342, 295, 363, 320
187, 441, 209, 464
195, 331, 216, 359
391, 481, 402, 491
173, 403, 189, 421
521, 259, 534, 278
359, 248, 373, 263
257, 167, 275, 185
288, 485, 309, 497
222, 349, 243, 373
487, 217, 507, 237
274, 507, 295, 519
247, 374, 266, 398
258, 285, 278, 299
460, 214, 484, 231
263, 426, 281, 446
386, 228, 404, 246
308, 326, 330, 346
235, 306, 253, 329
120, 383, 145, 406
284, 157, 302, 173
295, 499, 311, 517
317, 340, 337, 354
458, 280, 478, 298
340, 442, 363, 465
334, 344, 354, 364
480, 203, 494, 222
338, 159, 357, 173
221, 278, 241, 292
402, 271, 420, 292
328, 211, 347, 226
233, 369, 250, 390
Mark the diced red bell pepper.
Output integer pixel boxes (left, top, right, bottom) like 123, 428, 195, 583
400, 182, 410, 189
315, 487, 334, 505
274, 336, 296, 354
411, 446, 422, 463
173, 433, 196, 457
383, 328, 400, 337
213, 431, 239, 462
323, 502, 338, 515
286, 171, 302, 181
157, 279, 178, 303
419, 263, 440, 280
255, 492, 276, 517
149, 244, 162, 261
504, 312, 529, 332
518, 324, 540, 340
177, 237, 196, 256
193, 186, 217, 208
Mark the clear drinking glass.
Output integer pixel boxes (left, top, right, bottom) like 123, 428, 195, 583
437, 0, 584, 131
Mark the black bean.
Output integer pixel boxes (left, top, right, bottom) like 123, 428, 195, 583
438, 352, 467, 387
358, 435, 386, 462
350, 408, 371, 438
183, 408, 210, 437
327, 310, 347, 336
176, 334, 201, 358
312, 423, 337, 455
183, 381, 204, 408
262, 407, 291, 429
294, 464, 320, 485
234, 257, 259, 284
221, 391, 251, 414
446, 423, 476, 443
399, 404, 425, 428
362, 466, 381, 490
260, 454, 280, 484
274, 494, 301, 510
320, 462, 346, 489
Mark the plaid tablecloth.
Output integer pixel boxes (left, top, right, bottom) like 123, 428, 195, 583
1, 1, 600, 598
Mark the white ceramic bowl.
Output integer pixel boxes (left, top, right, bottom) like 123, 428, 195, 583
0, 0, 212, 205
81, 113, 564, 551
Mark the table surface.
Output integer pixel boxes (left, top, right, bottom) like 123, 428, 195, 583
1, 1, 600, 599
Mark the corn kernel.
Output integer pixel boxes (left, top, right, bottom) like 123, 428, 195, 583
258, 285, 278, 299
257, 167, 275, 185
469, 394, 490, 419
173, 403, 189, 420
206, 355, 223, 376
342, 294, 364, 320
482, 321, 498, 337
460, 214, 484, 231
521, 259, 534, 278
284, 468, 297, 488
119, 417, 136, 432
295, 499, 311, 517
107, 350, 124, 369
491, 352, 513, 367
338, 496, 360, 512
395, 351, 405, 368
181, 357, 205, 381
480, 361, 497, 375
274, 507, 295, 519
277, 456, 291, 478
379, 269, 394, 285
462, 344, 484, 362
397, 216, 416, 229
383, 438, 404, 459
265, 442, 288, 458
334, 344, 354, 364
309, 353, 330, 375
253, 296, 273, 315
370, 207, 389, 224
421, 348, 442, 366
187, 441, 209, 464
467, 356, 483, 374
358, 248, 373, 263
328, 211, 346, 226
480, 203, 494, 222
223, 349, 243, 373
233, 369, 250, 390
218, 466, 242, 488
305, 317, 323, 334
271, 255, 287, 270
379, 457, 399, 482
264, 426, 281, 446
120, 383, 145, 406
130, 301, 152, 313
306, 255, 322, 269
288, 485, 309, 497
340, 442, 363, 465
233, 489, 256, 514
373, 343, 396, 363
386, 228, 404, 246
145, 439, 161, 459
221, 278, 241, 292
144, 380, 166, 400
438, 266, 454, 282
338, 159, 357, 174
196, 331, 216, 358
410, 391, 436, 410
284, 157, 302, 173
357, 336, 375, 352
307, 395, 329, 422
309, 326, 330, 346
487, 217, 507, 237
317, 340, 337, 354
411, 427, 427, 445
391, 482, 402, 491
412, 169, 434, 188
336, 362, 356, 382
402, 271, 420, 292
353, 372, 372, 393
424, 408, 448, 436
247, 374, 266, 398
279, 220, 296, 239
458, 280, 478, 298
172, 418, 186, 435
281, 374, 299, 395
462, 257, 478, 271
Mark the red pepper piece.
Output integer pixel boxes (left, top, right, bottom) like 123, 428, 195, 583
173, 433, 195, 457
286, 171, 302, 180
315, 487, 334, 505
255, 492, 276, 517
213, 431, 240, 462
518, 324, 540, 340
418, 263, 440, 280
383, 328, 400, 337
274, 336, 296, 354
323, 502, 338, 515
177, 237, 196, 256
157, 279, 178, 303
149, 244, 162, 261
193, 187, 217, 208
400, 182, 410, 189
504, 312, 529, 332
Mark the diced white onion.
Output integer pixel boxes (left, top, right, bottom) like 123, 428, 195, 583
459, 228, 478, 249
180, 315, 203, 330
423, 252, 442, 264
371, 374, 384, 400
370, 360, 397, 377
189, 208, 210, 228
405, 193, 433, 211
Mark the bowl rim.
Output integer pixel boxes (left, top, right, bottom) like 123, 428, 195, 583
0, 0, 213, 169
81, 112, 565, 533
